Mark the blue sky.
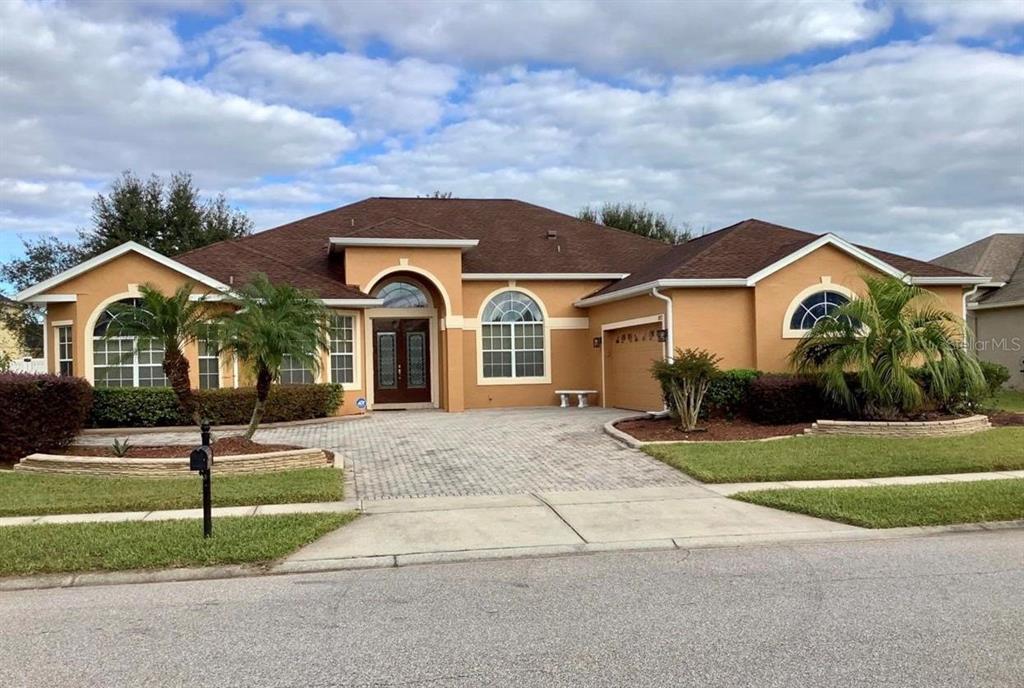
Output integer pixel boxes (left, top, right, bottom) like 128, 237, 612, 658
1, 0, 1023, 293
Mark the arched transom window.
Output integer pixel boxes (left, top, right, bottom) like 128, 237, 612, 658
789, 290, 852, 331
375, 281, 429, 308
92, 299, 168, 388
481, 291, 545, 379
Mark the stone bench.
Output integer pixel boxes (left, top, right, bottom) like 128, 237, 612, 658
555, 390, 598, 408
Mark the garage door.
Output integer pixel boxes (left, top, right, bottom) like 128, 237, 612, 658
603, 323, 666, 411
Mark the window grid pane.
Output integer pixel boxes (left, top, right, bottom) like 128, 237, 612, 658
790, 291, 851, 330
481, 292, 545, 379
57, 325, 73, 376
279, 354, 314, 385
329, 315, 355, 384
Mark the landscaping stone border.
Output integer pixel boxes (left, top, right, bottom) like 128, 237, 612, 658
13, 448, 332, 477
804, 414, 991, 438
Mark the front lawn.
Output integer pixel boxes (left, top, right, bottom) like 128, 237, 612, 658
0, 468, 343, 517
734, 479, 1024, 528
993, 388, 1024, 413
643, 428, 1024, 483
0, 513, 355, 576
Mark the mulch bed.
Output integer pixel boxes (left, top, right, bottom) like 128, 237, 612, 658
991, 412, 1024, 427
62, 436, 302, 459
616, 417, 810, 442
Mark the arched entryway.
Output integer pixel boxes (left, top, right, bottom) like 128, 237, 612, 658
364, 272, 447, 409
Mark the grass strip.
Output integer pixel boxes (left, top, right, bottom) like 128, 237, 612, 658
0, 512, 356, 576
644, 428, 1024, 483
0, 468, 343, 517
733, 479, 1024, 528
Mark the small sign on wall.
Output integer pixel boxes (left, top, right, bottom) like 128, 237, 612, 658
356, 397, 367, 410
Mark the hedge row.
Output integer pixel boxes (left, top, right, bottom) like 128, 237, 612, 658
0, 373, 93, 463
88, 384, 345, 428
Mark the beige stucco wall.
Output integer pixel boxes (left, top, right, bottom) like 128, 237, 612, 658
971, 306, 1024, 389
671, 287, 757, 369
461, 280, 605, 409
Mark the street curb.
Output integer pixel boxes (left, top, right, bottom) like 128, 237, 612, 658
4, 520, 1022, 592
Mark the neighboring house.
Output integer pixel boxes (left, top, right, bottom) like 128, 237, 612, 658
933, 234, 1024, 389
0, 295, 20, 359
15, 197, 984, 412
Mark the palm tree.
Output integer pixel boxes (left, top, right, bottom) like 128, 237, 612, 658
217, 274, 329, 440
103, 283, 214, 425
790, 275, 985, 419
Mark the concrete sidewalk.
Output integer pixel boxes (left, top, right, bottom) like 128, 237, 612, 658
276, 485, 865, 572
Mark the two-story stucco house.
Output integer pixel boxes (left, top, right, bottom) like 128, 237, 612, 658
15, 197, 986, 413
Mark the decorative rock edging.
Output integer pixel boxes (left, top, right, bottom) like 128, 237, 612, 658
805, 414, 991, 438
14, 448, 332, 477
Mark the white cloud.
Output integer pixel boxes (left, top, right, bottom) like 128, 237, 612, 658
0, 0, 355, 184
242, 0, 892, 72
201, 37, 460, 134
901, 0, 1024, 37
302, 43, 1023, 258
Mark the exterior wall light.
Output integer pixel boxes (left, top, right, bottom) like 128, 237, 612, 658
656, 329, 668, 343
593, 337, 602, 348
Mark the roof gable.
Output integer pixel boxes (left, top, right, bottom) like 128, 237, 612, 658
16, 242, 232, 302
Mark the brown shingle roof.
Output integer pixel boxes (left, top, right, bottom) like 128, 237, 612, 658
177, 198, 672, 297
590, 219, 975, 296
176, 200, 978, 301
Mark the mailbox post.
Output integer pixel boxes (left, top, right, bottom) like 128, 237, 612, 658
189, 423, 214, 538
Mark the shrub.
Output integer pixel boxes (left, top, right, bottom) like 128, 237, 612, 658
979, 361, 1011, 396
747, 374, 826, 425
0, 373, 93, 463
705, 369, 761, 419
88, 384, 344, 428
651, 349, 721, 431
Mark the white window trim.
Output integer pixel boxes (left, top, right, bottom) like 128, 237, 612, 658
327, 310, 361, 391
782, 279, 858, 339
475, 286, 552, 386
56, 324, 73, 376
93, 335, 167, 388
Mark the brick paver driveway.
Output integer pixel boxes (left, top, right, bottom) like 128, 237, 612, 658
80, 407, 692, 499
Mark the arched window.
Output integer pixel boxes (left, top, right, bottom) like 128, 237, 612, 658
375, 281, 429, 308
481, 291, 544, 378
92, 300, 168, 388
789, 290, 852, 331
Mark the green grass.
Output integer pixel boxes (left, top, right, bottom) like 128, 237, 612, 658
0, 512, 356, 576
993, 388, 1024, 413
643, 428, 1024, 483
734, 479, 1024, 528
0, 468, 343, 517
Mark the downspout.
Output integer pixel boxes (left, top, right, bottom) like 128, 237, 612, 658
962, 284, 982, 349
651, 286, 673, 361
651, 286, 674, 416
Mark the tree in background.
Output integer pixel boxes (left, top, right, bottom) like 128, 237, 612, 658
577, 202, 692, 244
0, 170, 253, 355
81, 171, 253, 256
216, 274, 329, 440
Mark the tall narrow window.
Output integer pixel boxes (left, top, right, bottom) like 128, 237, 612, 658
329, 314, 355, 384
481, 291, 545, 379
198, 326, 219, 389
57, 325, 73, 376
279, 354, 314, 385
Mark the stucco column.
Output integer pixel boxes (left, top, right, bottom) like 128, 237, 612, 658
444, 326, 465, 412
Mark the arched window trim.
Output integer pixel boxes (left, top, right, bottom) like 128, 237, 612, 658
782, 281, 858, 339
91, 298, 169, 388
476, 287, 552, 385
373, 279, 432, 309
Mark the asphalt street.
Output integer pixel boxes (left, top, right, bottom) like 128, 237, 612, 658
2, 530, 1022, 687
